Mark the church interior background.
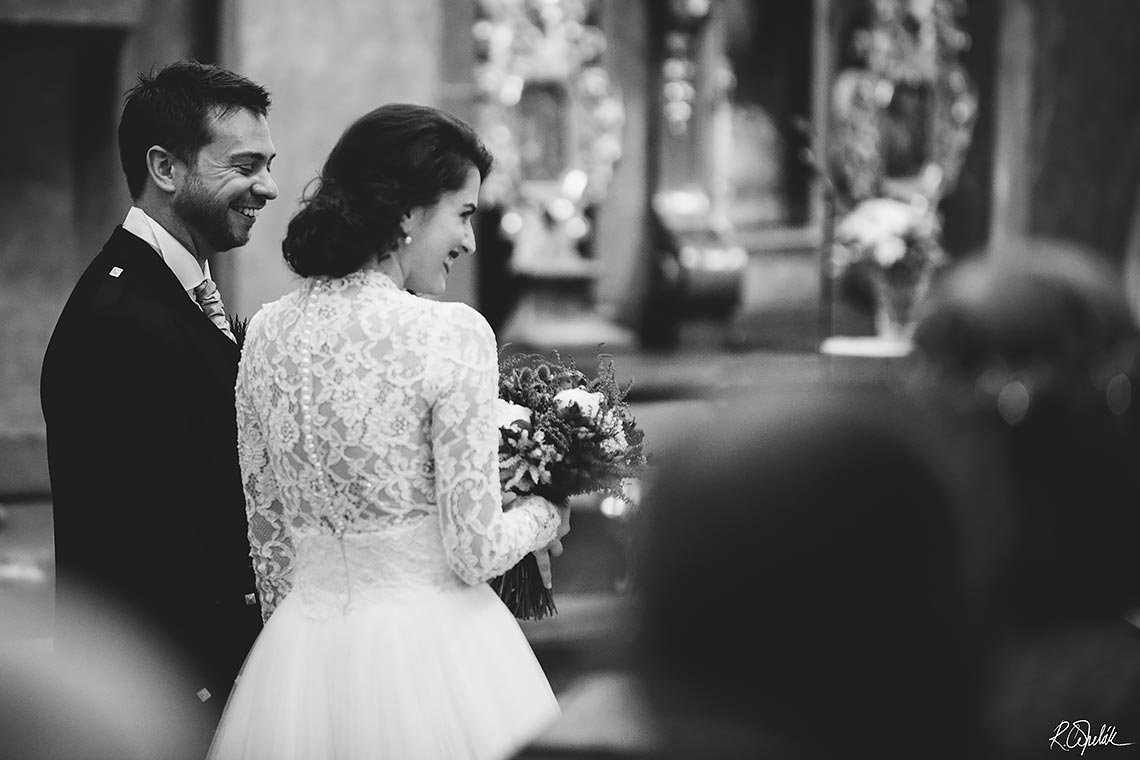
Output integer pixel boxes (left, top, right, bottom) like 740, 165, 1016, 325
4, 0, 1140, 706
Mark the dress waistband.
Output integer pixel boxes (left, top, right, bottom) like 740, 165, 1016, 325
289, 517, 465, 618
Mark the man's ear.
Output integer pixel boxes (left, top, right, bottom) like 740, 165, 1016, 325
145, 145, 180, 194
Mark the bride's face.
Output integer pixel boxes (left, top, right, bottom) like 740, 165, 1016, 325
398, 166, 480, 296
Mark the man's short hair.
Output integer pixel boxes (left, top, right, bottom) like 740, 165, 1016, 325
118, 60, 271, 199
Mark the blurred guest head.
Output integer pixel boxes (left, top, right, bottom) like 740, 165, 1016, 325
912, 238, 1140, 628
632, 386, 979, 759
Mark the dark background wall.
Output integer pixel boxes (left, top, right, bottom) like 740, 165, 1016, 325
1027, 0, 1140, 261
940, 0, 997, 258
0, 0, 213, 496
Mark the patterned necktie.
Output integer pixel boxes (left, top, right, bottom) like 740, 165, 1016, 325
191, 277, 237, 343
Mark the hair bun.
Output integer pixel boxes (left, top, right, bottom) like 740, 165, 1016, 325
282, 181, 388, 278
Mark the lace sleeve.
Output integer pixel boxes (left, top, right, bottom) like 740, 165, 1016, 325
236, 324, 293, 622
431, 305, 561, 585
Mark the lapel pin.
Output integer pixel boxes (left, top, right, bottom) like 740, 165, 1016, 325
109, 267, 123, 278
197, 688, 212, 702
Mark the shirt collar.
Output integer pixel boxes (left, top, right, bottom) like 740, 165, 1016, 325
122, 206, 210, 291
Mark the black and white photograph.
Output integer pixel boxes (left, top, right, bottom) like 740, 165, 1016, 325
3, 1, 1140, 758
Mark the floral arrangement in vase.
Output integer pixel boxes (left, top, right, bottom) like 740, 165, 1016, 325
820, 0, 977, 343
831, 197, 946, 340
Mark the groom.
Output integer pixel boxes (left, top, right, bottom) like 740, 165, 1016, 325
41, 60, 278, 735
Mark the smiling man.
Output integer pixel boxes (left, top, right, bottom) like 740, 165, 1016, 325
40, 60, 277, 752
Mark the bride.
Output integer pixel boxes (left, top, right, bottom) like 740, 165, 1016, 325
208, 103, 569, 760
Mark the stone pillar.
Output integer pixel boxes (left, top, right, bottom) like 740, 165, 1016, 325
988, 0, 1034, 253
594, 0, 652, 328
216, 0, 454, 316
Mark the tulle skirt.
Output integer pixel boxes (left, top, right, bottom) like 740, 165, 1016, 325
207, 582, 559, 760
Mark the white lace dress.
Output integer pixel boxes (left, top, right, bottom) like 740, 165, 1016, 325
207, 269, 562, 760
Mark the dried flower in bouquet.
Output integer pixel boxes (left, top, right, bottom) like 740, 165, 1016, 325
228, 313, 251, 351
492, 349, 649, 620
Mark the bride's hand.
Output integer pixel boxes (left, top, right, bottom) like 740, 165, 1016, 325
535, 501, 571, 589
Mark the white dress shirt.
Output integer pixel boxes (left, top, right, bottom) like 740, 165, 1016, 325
122, 206, 211, 301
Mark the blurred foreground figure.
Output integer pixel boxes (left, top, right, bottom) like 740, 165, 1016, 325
912, 239, 1140, 758
630, 386, 981, 759
0, 589, 212, 760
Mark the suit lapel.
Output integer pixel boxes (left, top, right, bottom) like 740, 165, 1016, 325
105, 227, 239, 391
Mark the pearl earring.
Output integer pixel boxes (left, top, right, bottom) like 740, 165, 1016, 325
403, 234, 412, 245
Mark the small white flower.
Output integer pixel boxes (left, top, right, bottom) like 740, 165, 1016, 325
598, 409, 629, 455
836, 197, 915, 249
600, 429, 628, 456
554, 388, 605, 419
494, 399, 532, 430
833, 196, 940, 274
873, 235, 908, 267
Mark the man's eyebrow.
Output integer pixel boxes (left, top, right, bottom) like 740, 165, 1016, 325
230, 150, 275, 162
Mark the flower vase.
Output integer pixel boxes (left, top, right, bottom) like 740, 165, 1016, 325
870, 266, 932, 343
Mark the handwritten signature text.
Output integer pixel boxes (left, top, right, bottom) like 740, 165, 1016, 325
1050, 721, 1134, 754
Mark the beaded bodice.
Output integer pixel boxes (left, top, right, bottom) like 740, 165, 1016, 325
235, 269, 560, 620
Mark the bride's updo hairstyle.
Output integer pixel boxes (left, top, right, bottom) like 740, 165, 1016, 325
282, 103, 493, 278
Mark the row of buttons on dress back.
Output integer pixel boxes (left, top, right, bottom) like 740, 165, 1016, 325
300, 282, 347, 538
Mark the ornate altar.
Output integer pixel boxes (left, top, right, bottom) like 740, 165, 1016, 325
473, 0, 633, 350
821, 0, 977, 354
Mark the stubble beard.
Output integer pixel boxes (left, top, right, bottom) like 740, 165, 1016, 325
175, 172, 249, 254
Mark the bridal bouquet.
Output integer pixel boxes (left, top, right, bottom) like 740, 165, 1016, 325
492, 349, 648, 620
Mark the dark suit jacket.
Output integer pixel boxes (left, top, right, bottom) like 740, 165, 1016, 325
41, 226, 262, 728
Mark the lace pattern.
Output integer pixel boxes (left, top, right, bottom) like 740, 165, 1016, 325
236, 270, 560, 621
288, 518, 470, 619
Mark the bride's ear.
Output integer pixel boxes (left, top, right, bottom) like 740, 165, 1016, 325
387, 211, 410, 251
401, 206, 428, 235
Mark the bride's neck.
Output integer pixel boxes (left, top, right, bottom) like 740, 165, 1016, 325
369, 254, 405, 288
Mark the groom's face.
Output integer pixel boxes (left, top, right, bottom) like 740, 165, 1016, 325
173, 107, 278, 255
